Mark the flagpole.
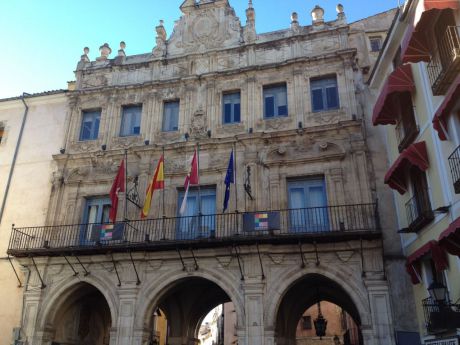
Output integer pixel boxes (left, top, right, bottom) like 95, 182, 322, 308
197, 142, 202, 216
162, 146, 166, 218
124, 149, 128, 221
233, 141, 238, 213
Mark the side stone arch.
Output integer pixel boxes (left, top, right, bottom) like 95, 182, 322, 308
36, 273, 119, 333
135, 267, 246, 331
264, 264, 372, 330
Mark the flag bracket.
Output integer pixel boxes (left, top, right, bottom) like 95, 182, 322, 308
190, 247, 199, 271
244, 166, 254, 200
7, 255, 22, 287
298, 241, 306, 268
74, 255, 90, 276
30, 256, 46, 289
129, 251, 141, 285
126, 175, 142, 210
256, 243, 265, 280
313, 241, 320, 266
110, 253, 122, 287
232, 245, 244, 281
177, 248, 186, 271
63, 255, 78, 276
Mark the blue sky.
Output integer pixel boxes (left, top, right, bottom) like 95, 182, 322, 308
0, 0, 397, 99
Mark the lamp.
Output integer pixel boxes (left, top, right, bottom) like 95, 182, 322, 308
314, 301, 327, 339
428, 281, 448, 303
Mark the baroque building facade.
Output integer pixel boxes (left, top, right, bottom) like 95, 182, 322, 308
369, 0, 460, 344
4, 1, 420, 345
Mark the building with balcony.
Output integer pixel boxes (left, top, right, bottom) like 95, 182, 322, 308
369, 0, 460, 344
3, 1, 420, 345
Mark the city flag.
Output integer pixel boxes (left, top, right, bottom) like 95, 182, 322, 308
109, 159, 125, 223
180, 149, 199, 215
223, 150, 234, 212
141, 155, 165, 219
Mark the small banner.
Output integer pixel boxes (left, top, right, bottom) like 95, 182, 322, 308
90, 223, 125, 242
243, 212, 280, 232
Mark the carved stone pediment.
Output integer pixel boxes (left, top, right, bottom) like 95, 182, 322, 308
190, 110, 208, 139
167, 0, 242, 56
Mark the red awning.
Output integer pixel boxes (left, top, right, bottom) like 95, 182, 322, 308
372, 64, 415, 126
406, 240, 448, 284
384, 141, 429, 194
401, 1, 460, 63
433, 75, 460, 140
439, 216, 460, 256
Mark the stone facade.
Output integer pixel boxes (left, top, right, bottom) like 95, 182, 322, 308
5, 2, 418, 345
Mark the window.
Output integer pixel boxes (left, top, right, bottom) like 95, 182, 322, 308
222, 92, 241, 124
163, 101, 180, 132
310, 77, 339, 112
287, 178, 328, 232
80, 197, 111, 244
0, 125, 4, 144
405, 166, 434, 232
120, 105, 142, 137
395, 92, 418, 152
301, 316, 312, 330
369, 36, 382, 52
79, 110, 101, 141
263, 84, 288, 118
177, 187, 216, 239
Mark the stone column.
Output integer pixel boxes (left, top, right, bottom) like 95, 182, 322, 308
242, 281, 265, 345
115, 288, 138, 345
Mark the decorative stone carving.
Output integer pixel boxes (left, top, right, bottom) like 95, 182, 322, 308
96, 43, 112, 61
189, 110, 208, 139
244, 1, 256, 43
153, 20, 167, 57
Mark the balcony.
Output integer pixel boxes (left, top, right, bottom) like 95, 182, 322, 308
427, 26, 460, 96
405, 192, 434, 232
423, 297, 460, 334
448, 145, 460, 194
7, 203, 381, 257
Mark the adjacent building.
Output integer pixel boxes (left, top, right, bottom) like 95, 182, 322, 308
1, 1, 422, 345
369, 0, 460, 344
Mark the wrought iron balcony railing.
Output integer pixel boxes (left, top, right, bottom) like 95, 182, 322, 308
7, 203, 381, 257
422, 297, 460, 334
427, 26, 460, 95
405, 192, 434, 232
448, 145, 460, 194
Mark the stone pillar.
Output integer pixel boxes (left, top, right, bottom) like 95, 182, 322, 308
366, 280, 396, 345
115, 288, 138, 345
242, 281, 265, 345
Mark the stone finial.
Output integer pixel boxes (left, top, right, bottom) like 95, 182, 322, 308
248, 0, 253, 8
336, 4, 346, 21
311, 5, 325, 24
118, 41, 126, 57
153, 20, 167, 57
244, 1, 256, 43
291, 12, 300, 33
97, 43, 112, 61
80, 47, 90, 63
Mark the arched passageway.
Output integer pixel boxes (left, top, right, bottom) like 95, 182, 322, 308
147, 277, 235, 345
276, 274, 363, 345
50, 282, 112, 345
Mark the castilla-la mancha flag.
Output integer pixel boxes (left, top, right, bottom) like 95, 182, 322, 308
141, 155, 165, 218
179, 149, 199, 215
109, 160, 125, 223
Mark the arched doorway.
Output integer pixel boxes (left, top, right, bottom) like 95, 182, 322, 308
146, 277, 237, 345
275, 274, 363, 345
50, 282, 112, 345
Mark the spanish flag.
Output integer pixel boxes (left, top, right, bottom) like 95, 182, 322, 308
141, 155, 165, 218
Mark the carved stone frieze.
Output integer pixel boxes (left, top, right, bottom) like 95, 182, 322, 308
189, 110, 208, 139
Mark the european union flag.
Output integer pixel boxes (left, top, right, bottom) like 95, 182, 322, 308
223, 150, 234, 212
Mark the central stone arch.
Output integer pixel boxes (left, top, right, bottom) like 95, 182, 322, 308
136, 269, 245, 345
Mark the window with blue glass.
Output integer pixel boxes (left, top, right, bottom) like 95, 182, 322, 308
310, 76, 340, 112
162, 101, 180, 132
177, 187, 216, 239
79, 110, 101, 141
222, 92, 241, 124
287, 178, 329, 232
263, 84, 288, 118
80, 197, 111, 244
120, 105, 142, 136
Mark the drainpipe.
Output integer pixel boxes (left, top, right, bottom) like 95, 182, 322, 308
0, 92, 30, 225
